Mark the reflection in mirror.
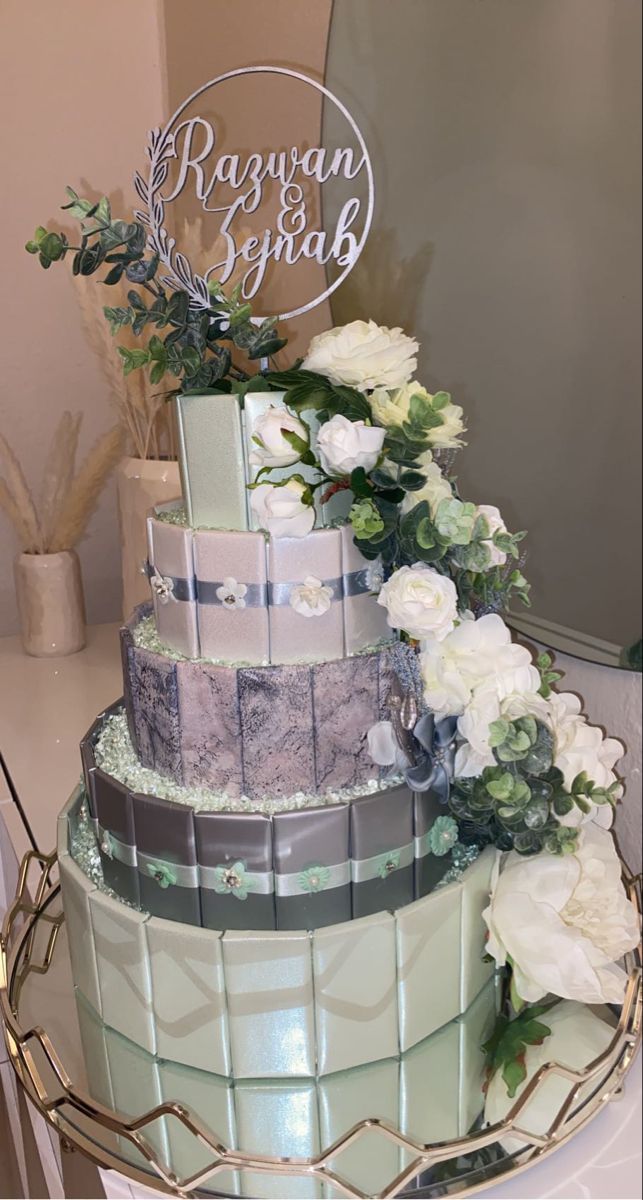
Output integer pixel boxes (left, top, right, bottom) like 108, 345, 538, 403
322, 0, 642, 666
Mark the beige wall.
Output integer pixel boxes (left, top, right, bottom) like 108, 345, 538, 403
0, 0, 168, 634
0, 0, 333, 635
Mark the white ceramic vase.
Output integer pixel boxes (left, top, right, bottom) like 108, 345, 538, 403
116, 456, 181, 621
14, 550, 86, 657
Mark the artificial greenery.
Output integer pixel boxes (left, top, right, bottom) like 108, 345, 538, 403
449, 715, 620, 856
483, 1000, 558, 1098
26, 188, 286, 392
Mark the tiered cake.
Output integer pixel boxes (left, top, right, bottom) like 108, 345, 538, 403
58, 391, 496, 1083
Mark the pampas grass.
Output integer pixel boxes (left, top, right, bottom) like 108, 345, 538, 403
0, 415, 124, 554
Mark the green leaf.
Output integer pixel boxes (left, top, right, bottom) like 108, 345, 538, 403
117, 346, 150, 375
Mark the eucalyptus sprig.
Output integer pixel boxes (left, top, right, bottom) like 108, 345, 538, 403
27, 188, 287, 392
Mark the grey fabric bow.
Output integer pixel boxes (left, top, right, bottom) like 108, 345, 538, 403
388, 676, 457, 801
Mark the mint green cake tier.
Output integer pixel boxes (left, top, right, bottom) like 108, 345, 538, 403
59, 786, 497, 1081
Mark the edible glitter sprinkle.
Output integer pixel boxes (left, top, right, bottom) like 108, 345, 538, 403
95, 711, 403, 815
132, 613, 392, 669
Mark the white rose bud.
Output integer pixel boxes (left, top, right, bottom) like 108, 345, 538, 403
249, 405, 309, 468
302, 319, 418, 392
377, 563, 458, 642
250, 479, 315, 538
317, 413, 385, 478
476, 504, 509, 566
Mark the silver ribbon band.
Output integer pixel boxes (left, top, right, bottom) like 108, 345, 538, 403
414, 831, 434, 860
351, 843, 414, 885
97, 824, 137, 868
146, 563, 381, 609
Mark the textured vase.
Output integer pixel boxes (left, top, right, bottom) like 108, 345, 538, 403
14, 550, 86, 657
116, 457, 181, 621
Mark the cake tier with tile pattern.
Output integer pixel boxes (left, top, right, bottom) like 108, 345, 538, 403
75, 972, 497, 1200
82, 706, 452, 931
121, 614, 401, 798
60, 787, 497, 1082
146, 506, 392, 664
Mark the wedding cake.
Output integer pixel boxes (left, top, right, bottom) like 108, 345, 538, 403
27, 182, 637, 1164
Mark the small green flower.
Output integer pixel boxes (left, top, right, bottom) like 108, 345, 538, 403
435, 497, 477, 545
350, 499, 385, 539
376, 850, 401, 879
428, 816, 459, 857
213, 860, 252, 900
146, 861, 177, 889
297, 865, 331, 894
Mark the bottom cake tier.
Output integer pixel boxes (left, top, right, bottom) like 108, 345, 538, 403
59, 787, 497, 1080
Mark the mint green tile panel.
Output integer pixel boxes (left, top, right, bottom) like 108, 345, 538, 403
88, 888, 156, 1056
396, 878, 464, 1052
58, 851, 102, 1017
158, 1058, 239, 1195
459, 848, 497, 1011
145, 916, 231, 1075
176, 393, 248, 530
318, 1058, 400, 1199
456, 977, 499, 1133
105, 1022, 170, 1173
222, 930, 316, 1079
234, 1079, 322, 1200
312, 911, 399, 1075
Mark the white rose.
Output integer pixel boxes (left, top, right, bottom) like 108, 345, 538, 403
484, 1001, 615, 1153
316, 414, 385, 477
249, 405, 308, 468
289, 576, 333, 618
483, 825, 640, 1005
302, 320, 418, 392
421, 613, 533, 718
476, 504, 509, 566
401, 460, 453, 517
377, 564, 458, 641
548, 691, 623, 827
370, 380, 427, 427
250, 479, 315, 538
428, 399, 466, 448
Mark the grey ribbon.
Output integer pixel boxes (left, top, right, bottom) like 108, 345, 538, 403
403, 712, 458, 801
146, 563, 380, 608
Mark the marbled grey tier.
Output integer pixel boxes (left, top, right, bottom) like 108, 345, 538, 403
121, 616, 399, 798
59, 786, 497, 1081
81, 715, 454, 930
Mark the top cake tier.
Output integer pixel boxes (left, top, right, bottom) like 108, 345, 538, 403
147, 506, 392, 664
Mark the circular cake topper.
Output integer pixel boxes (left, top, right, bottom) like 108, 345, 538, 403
133, 66, 374, 322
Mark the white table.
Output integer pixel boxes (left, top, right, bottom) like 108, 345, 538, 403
0, 622, 641, 1199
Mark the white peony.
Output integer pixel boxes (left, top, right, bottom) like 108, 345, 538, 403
455, 675, 548, 777
302, 320, 418, 392
547, 691, 624, 827
316, 413, 385, 477
249, 405, 309, 468
401, 460, 453, 517
484, 1001, 615, 1153
289, 576, 333, 618
250, 479, 315, 538
429, 398, 466, 448
476, 504, 509, 567
483, 825, 640, 1005
377, 564, 458, 642
420, 613, 539, 720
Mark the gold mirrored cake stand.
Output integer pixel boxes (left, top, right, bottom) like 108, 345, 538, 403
1, 849, 640, 1200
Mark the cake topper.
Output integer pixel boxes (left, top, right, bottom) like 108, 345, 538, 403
133, 66, 374, 321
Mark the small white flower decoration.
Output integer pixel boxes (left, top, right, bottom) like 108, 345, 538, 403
150, 569, 175, 605
216, 577, 248, 610
290, 575, 334, 618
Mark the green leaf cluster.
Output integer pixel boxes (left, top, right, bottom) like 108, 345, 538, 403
483, 1001, 557, 1098
382, 390, 453, 466
349, 499, 385, 539
536, 651, 563, 699
264, 367, 372, 423
26, 188, 288, 391
450, 717, 586, 855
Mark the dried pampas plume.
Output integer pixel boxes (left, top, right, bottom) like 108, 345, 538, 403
0, 415, 123, 554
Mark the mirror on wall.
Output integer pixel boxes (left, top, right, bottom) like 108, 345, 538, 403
322, 0, 642, 667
